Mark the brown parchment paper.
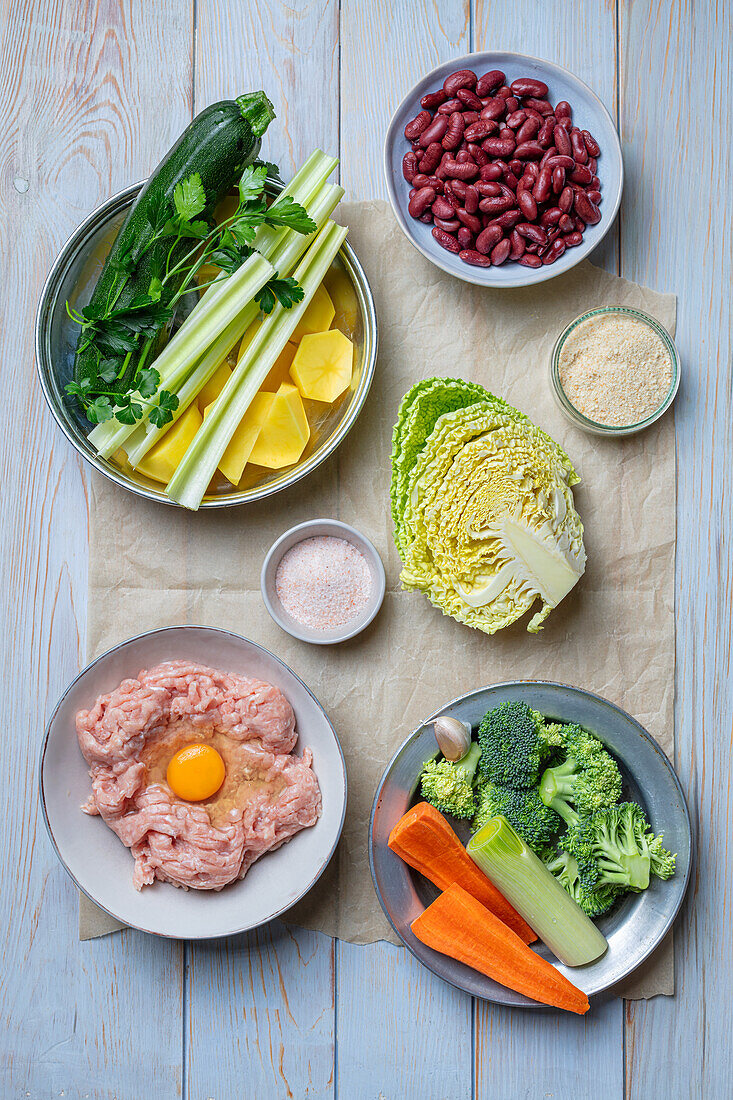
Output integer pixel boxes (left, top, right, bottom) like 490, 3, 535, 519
80, 201, 676, 999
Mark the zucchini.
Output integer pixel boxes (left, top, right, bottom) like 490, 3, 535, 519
74, 91, 275, 392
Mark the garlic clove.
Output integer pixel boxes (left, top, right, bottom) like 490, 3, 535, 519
433, 715, 472, 761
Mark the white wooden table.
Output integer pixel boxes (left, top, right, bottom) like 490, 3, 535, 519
2, 2, 730, 1097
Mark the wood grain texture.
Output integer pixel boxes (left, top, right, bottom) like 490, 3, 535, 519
0, 1, 193, 1096
187, 4, 340, 1097
618, 3, 732, 1096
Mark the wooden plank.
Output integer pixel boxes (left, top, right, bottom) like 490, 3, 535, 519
470, 4, 625, 1096
337, 4, 474, 1098
186, 4, 340, 1098
0, 2, 192, 1095
618, 2, 733, 1096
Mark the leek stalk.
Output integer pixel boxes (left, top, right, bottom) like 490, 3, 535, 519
166, 220, 347, 510
467, 816, 608, 966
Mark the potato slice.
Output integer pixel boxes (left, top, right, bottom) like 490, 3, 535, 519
248, 383, 310, 469
197, 362, 232, 412
289, 284, 335, 343
136, 404, 202, 485
203, 391, 274, 486
324, 268, 359, 336
290, 329, 354, 403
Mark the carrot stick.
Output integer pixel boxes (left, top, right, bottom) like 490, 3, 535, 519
411, 884, 590, 1015
388, 802, 536, 944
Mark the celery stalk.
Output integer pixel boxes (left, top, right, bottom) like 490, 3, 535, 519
167, 220, 348, 509
89, 153, 339, 458
125, 182, 345, 468
467, 816, 608, 967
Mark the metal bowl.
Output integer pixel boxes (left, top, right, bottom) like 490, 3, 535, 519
36, 183, 377, 508
370, 681, 692, 1006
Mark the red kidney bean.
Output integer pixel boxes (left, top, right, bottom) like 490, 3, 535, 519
524, 97, 553, 115
505, 96, 520, 113
524, 242, 540, 253
421, 89, 447, 109
408, 186, 436, 217
456, 87, 483, 110
554, 126, 572, 157
563, 231, 583, 247
573, 190, 601, 224
510, 76, 549, 98
587, 189, 603, 205
480, 162, 503, 181
524, 106, 545, 123
514, 140, 544, 160
404, 110, 431, 140
418, 211, 433, 222
537, 118, 556, 148
492, 208, 522, 228
582, 129, 601, 156
508, 156, 523, 173
542, 238, 566, 264
475, 224, 503, 253
540, 206, 562, 226
411, 140, 423, 153
574, 215, 586, 231
570, 128, 588, 163
558, 212, 574, 233
480, 97, 507, 120
443, 158, 480, 179
459, 248, 491, 266
496, 85, 513, 99
448, 178, 468, 198
509, 228, 526, 259
432, 226, 461, 252
532, 166, 552, 203
479, 194, 515, 214
499, 125, 515, 141
467, 142, 488, 166
490, 238, 511, 265
475, 180, 502, 197
555, 116, 573, 134
552, 166, 565, 193
432, 196, 455, 219
590, 174, 600, 189
463, 184, 479, 214
505, 109, 527, 128
517, 189, 538, 220
558, 185, 574, 213
523, 160, 540, 182
503, 171, 519, 189
455, 149, 472, 164
464, 120, 494, 142
589, 157, 598, 174
438, 98, 463, 115
545, 154, 574, 170
569, 164, 592, 185
443, 68, 477, 96
461, 111, 479, 126
517, 222, 547, 245
433, 216, 461, 231
515, 116, 541, 144
402, 151, 418, 182
419, 115, 448, 147
484, 136, 515, 158
456, 207, 481, 234
518, 252, 542, 267
476, 70, 506, 96
412, 172, 438, 189
457, 226, 475, 249
555, 100, 572, 119
442, 111, 465, 150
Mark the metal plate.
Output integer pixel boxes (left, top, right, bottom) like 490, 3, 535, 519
35, 182, 377, 509
369, 681, 692, 1006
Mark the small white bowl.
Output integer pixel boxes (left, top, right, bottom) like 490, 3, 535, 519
261, 519, 386, 645
39, 626, 347, 939
384, 50, 624, 288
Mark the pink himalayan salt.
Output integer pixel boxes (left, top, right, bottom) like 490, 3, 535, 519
275, 536, 372, 631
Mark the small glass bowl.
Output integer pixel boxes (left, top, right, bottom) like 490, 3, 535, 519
549, 306, 680, 437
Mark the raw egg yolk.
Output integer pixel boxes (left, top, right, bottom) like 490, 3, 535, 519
166, 744, 225, 802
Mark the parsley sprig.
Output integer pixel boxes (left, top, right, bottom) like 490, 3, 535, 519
67, 165, 316, 427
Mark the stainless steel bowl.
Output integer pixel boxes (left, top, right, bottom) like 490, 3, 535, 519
370, 681, 692, 1006
36, 182, 378, 508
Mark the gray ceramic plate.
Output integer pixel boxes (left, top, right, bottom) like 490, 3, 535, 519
370, 681, 692, 1006
40, 626, 347, 939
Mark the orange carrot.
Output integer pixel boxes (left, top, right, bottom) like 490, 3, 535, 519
388, 802, 536, 944
411, 884, 590, 1015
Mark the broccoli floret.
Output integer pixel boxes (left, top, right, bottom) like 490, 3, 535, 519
419, 742, 481, 818
564, 802, 676, 893
545, 848, 621, 918
477, 701, 546, 788
538, 723, 622, 826
472, 781, 563, 847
